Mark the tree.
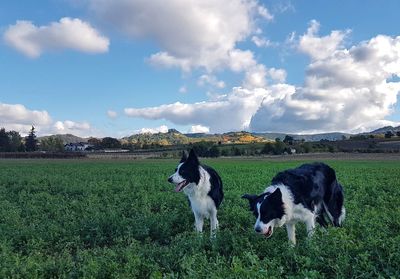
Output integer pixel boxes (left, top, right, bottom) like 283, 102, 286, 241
232, 147, 243, 156
273, 141, 286, 155
208, 145, 220, 158
0, 128, 9, 152
7, 130, 24, 152
396, 131, 400, 137
191, 141, 213, 157
88, 137, 102, 149
261, 143, 274, 154
25, 126, 38, 152
385, 131, 394, 139
40, 136, 64, 152
101, 137, 121, 149
283, 135, 294, 145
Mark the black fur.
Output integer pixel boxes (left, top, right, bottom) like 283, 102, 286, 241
178, 151, 201, 185
271, 162, 344, 226
242, 190, 285, 224
202, 165, 224, 209
243, 162, 344, 228
259, 188, 285, 224
173, 149, 223, 208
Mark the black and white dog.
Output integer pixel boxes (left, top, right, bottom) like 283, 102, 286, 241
242, 162, 345, 245
168, 149, 224, 234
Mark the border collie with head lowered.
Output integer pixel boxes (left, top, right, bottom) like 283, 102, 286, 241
168, 149, 223, 234
242, 162, 345, 245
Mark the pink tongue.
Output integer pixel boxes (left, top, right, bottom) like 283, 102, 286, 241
175, 181, 185, 192
174, 184, 181, 192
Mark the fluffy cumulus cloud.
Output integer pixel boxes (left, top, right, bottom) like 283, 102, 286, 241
189, 125, 210, 134
298, 20, 350, 61
135, 125, 169, 134
250, 22, 400, 133
0, 102, 94, 136
0, 102, 52, 134
4, 17, 109, 57
53, 120, 92, 135
125, 87, 274, 132
89, 0, 269, 73
124, 21, 400, 133
198, 75, 225, 89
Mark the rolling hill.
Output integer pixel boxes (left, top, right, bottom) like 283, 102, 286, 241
38, 126, 399, 146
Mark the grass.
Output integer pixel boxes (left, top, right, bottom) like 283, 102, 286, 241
0, 158, 399, 278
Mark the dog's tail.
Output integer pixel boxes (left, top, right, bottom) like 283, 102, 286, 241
323, 180, 345, 227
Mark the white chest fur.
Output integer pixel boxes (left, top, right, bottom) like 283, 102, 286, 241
183, 167, 215, 218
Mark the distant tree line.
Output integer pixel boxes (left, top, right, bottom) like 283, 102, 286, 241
184, 136, 343, 158
0, 126, 38, 152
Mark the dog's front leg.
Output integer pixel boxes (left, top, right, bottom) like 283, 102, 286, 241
194, 212, 204, 232
305, 216, 316, 237
210, 209, 219, 237
286, 223, 296, 245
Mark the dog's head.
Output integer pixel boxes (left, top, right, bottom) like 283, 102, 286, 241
242, 188, 285, 238
168, 149, 200, 192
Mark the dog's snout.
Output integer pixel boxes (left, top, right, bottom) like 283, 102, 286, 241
255, 226, 262, 233
168, 177, 173, 183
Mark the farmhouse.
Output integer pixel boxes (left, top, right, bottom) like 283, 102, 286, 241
64, 142, 93, 152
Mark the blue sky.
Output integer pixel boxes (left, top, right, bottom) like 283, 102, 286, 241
1, 0, 400, 137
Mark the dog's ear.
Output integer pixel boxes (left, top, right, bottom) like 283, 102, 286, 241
267, 188, 283, 207
187, 149, 199, 165
180, 151, 187, 163
242, 194, 258, 211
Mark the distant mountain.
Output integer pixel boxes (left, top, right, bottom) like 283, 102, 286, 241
122, 129, 192, 145
38, 125, 399, 147
366, 126, 400, 134
184, 133, 210, 138
221, 131, 268, 143
38, 134, 88, 144
254, 132, 350, 142
122, 130, 268, 146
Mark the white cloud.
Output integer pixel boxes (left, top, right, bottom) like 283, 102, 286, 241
124, 22, 400, 134
243, 64, 268, 89
227, 49, 257, 72
198, 75, 225, 88
179, 86, 187, 94
298, 20, 350, 60
107, 110, 118, 119
125, 87, 271, 133
189, 125, 210, 134
0, 102, 52, 134
250, 23, 400, 133
257, 5, 274, 21
135, 125, 169, 134
251, 35, 273, 47
0, 102, 95, 137
54, 120, 92, 134
268, 68, 287, 83
89, 0, 266, 72
4, 17, 109, 58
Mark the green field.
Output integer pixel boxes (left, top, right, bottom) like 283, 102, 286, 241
1, 158, 399, 278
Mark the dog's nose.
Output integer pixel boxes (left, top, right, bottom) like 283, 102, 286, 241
168, 177, 173, 183
255, 226, 262, 233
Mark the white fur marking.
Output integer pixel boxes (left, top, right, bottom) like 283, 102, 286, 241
183, 166, 218, 234
257, 184, 317, 244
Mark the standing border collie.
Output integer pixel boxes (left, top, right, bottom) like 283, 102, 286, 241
242, 162, 345, 245
168, 149, 224, 234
